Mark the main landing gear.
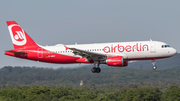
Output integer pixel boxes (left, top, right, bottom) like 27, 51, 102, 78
152, 59, 157, 70
91, 63, 101, 73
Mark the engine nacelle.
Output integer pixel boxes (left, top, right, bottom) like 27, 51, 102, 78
106, 56, 128, 67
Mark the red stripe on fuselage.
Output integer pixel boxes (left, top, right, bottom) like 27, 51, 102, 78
6, 47, 80, 64
28, 48, 80, 64
126, 56, 171, 61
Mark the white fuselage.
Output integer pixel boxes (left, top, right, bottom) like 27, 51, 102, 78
41, 41, 177, 61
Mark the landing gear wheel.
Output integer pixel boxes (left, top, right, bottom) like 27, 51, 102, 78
96, 68, 101, 73
153, 66, 157, 70
91, 67, 97, 73
91, 62, 101, 73
152, 59, 157, 70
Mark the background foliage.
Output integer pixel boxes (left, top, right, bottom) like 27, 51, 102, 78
0, 66, 180, 88
0, 66, 180, 100
0, 53, 179, 100
0, 85, 180, 101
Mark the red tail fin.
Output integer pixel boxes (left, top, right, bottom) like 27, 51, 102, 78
7, 21, 38, 49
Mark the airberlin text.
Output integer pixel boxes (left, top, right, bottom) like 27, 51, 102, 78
103, 43, 149, 53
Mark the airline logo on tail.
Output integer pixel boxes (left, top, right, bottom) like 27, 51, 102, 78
8, 24, 27, 46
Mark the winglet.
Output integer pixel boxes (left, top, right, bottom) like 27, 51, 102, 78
64, 46, 69, 50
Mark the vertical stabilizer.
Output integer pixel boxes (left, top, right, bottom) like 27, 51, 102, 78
6, 21, 38, 49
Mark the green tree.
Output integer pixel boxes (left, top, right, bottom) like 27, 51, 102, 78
161, 86, 180, 101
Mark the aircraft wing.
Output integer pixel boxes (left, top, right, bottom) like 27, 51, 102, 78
68, 47, 107, 61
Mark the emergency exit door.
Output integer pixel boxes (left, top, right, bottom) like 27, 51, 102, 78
37, 48, 43, 58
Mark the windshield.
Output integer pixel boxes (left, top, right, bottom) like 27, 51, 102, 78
162, 45, 170, 48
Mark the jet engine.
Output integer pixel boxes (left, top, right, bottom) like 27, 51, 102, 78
106, 56, 128, 67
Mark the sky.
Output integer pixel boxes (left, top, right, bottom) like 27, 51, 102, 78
0, 0, 180, 68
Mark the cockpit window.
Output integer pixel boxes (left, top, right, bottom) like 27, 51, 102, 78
166, 45, 170, 47
162, 45, 170, 48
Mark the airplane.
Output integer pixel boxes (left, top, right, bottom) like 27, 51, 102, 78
5, 21, 177, 73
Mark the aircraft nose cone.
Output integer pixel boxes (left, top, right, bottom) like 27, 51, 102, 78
171, 48, 177, 56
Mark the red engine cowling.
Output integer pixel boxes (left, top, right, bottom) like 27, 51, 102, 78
106, 56, 128, 67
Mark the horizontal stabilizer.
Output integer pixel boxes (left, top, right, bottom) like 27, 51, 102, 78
6, 50, 27, 54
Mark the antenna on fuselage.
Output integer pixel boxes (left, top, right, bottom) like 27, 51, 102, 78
150, 39, 152, 41
75, 42, 77, 45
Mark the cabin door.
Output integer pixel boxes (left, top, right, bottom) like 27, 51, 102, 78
150, 43, 156, 53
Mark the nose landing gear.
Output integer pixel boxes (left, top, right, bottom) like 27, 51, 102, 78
152, 59, 157, 70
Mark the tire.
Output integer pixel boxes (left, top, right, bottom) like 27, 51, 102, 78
96, 68, 101, 73
91, 67, 97, 73
153, 66, 157, 70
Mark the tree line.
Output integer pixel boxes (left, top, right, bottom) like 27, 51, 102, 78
0, 85, 180, 101
0, 66, 180, 89
0, 66, 180, 100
